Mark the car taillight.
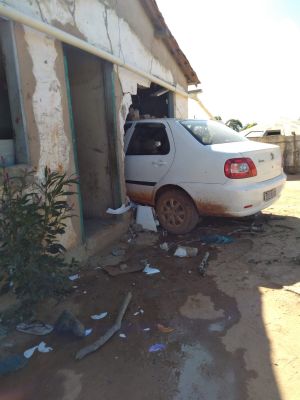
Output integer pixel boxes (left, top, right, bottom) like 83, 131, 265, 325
224, 158, 257, 179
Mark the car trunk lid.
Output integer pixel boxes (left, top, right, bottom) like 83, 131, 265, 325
211, 140, 282, 182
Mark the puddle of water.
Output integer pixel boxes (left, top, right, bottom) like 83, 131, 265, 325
174, 344, 236, 400
179, 293, 225, 320
208, 320, 226, 332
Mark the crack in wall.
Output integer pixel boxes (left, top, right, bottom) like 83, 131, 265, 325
103, 5, 113, 54
35, 0, 47, 23
65, 0, 76, 26
149, 56, 154, 75
113, 0, 125, 61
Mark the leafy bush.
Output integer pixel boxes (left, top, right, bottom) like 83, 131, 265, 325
0, 166, 78, 309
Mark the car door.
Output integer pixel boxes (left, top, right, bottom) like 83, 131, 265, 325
125, 121, 175, 205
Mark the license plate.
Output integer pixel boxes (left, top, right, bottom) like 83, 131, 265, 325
263, 188, 276, 201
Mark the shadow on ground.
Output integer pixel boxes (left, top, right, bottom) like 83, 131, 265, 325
0, 199, 299, 399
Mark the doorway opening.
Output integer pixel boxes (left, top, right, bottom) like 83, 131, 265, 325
0, 36, 14, 166
64, 45, 118, 241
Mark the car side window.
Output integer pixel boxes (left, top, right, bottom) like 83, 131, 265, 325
126, 123, 170, 156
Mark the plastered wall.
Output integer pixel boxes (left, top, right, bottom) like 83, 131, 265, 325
2, 0, 189, 249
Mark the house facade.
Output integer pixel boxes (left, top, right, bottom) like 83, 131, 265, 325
0, 0, 199, 257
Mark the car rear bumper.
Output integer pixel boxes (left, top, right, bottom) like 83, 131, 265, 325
181, 172, 286, 217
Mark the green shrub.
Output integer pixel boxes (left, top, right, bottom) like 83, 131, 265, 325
0, 166, 78, 309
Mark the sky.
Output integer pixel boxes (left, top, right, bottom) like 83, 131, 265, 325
156, 0, 300, 125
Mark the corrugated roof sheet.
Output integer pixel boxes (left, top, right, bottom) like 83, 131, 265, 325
140, 0, 200, 85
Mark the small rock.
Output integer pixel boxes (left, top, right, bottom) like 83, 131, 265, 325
294, 255, 300, 265
119, 263, 128, 271
131, 223, 143, 233
54, 310, 86, 337
111, 248, 126, 257
160, 242, 169, 251
174, 246, 198, 257
251, 224, 264, 233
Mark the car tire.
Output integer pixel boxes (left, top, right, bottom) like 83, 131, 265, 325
156, 189, 199, 234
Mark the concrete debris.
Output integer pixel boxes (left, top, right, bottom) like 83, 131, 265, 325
134, 231, 158, 246
119, 263, 128, 271
198, 252, 210, 276
111, 248, 126, 257
174, 246, 198, 257
136, 205, 157, 232
131, 223, 144, 233
160, 242, 169, 251
54, 310, 86, 337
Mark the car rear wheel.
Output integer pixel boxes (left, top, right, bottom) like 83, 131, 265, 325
156, 189, 199, 234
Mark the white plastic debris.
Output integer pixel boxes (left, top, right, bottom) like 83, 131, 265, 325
143, 264, 160, 275
68, 274, 79, 281
174, 246, 198, 258
85, 328, 93, 337
119, 333, 126, 338
90, 312, 108, 320
24, 346, 37, 359
143, 328, 150, 331
24, 341, 53, 359
160, 242, 169, 251
106, 203, 131, 215
136, 205, 157, 232
133, 309, 144, 316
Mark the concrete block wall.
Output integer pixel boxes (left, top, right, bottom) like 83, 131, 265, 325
251, 135, 300, 174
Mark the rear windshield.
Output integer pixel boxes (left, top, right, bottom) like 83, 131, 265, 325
180, 120, 248, 145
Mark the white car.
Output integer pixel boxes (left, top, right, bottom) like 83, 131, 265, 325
124, 119, 286, 234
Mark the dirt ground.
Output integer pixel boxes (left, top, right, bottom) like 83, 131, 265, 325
0, 175, 299, 400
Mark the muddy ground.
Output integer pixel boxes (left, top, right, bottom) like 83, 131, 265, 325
0, 175, 299, 400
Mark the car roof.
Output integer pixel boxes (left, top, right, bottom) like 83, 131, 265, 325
128, 118, 210, 123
